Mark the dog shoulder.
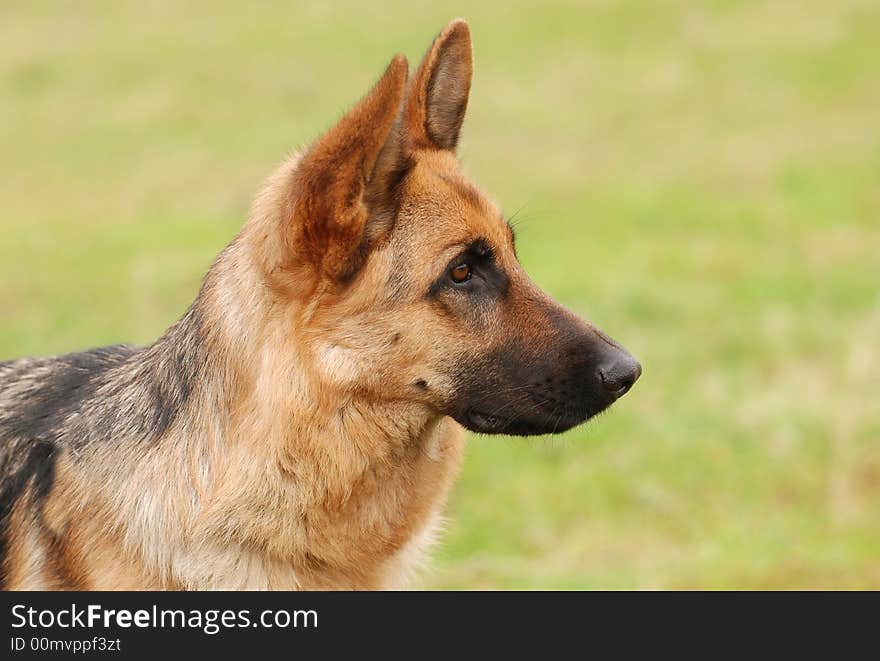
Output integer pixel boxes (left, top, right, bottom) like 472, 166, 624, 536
0, 345, 137, 589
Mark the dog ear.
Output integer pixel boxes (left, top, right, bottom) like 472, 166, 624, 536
288, 55, 408, 280
405, 19, 473, 152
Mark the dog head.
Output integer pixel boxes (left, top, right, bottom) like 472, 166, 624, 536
248, 20, 640, 435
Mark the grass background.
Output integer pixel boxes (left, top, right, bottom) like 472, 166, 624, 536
2, 1, 879, 588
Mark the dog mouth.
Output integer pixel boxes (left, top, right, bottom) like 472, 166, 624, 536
463, 405, 595, 436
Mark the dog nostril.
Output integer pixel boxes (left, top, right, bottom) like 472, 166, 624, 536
598, 369, 628, 396
597, 353, 642, 400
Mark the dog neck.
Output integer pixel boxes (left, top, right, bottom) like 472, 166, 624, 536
152, 245, 443, 504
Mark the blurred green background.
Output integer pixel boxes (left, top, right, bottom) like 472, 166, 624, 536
2, 1, 879, 588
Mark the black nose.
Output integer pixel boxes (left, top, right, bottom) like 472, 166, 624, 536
597, 351, 642, 400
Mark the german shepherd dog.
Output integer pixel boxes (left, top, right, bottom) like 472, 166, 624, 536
0, 20, 640, 590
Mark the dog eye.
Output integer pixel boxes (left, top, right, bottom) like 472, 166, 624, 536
449, 263, 472, 284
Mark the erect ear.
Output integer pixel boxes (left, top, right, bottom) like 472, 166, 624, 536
405, 19, 473, 151
289, 55, 408, 280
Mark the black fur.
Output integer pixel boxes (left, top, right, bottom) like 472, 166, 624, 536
0, 440, 57, 589
0, 346, 135, 446
446, 307, 627, 436
0, 302, 209, 583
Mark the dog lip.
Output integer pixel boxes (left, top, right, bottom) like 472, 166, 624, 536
460, 393, 617, 436
466, 408, 504, 432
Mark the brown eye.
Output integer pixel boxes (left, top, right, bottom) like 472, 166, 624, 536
449, 263, 472, 284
